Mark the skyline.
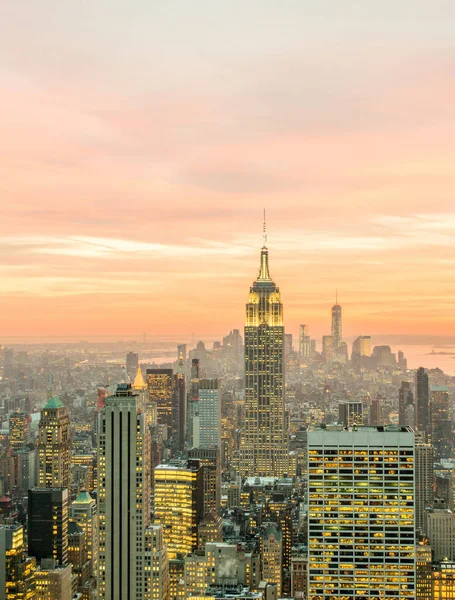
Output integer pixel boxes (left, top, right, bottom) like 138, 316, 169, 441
2, 2, 455, 338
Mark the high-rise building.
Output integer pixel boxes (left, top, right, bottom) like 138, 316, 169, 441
172, 357, 186, 454
37, 397, 71, 489
261, 525, 282, 592
352, 335, 371, 357
307, 425, 415, 600
322, 335, 335, 362
416, 539, 432, 600
433, 559, 455, 599
425, 508, 455, 562
331, 300, 342, 348
97, 383, 151, 600
240, 239, 287, 477
8, 412, 30, 451
144, 525, 169, 600
338, 400, 363, 426
125, 352, 139, 380
0, 524, 36, 600
187, 359, 200, 449
68, 521, 90, 594
28, 487, 69, 566
415, 442, 435, 533
188, 448, 221, 516
372, 345, 396, 368
431, 386, 452, 459
399, 381, 415, 427
146, 369, 173, 436
416, 367, 430, 442
153, 460, 203, 559
34, 559, 72, 600
192, 379, 220, 450
298, 324, 311, 359
70, 490, 98, 578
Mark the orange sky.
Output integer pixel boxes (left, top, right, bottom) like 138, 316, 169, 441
1, 2, 455, 341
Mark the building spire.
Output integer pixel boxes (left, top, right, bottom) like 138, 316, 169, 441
263, 208, 267, 246
258, 210, 271, 281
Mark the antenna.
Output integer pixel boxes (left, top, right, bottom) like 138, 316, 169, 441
263, 208, 267, 245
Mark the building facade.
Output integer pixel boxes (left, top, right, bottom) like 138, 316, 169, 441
37, 397, 71, 489
307, 425, 415, 600
240, 244, 287, 477
97, 383, 151, 600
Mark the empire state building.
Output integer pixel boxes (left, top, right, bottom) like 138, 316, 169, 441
240, 238, 288, 477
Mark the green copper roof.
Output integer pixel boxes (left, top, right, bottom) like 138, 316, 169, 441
74, 491, 93, 504
44, 396, 65, 409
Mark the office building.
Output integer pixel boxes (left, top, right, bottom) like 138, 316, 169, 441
415, 443, 434, 533
322, 335, 335, 362
399, 382, 415, 427
307, 425, 415, 599
125, 352, 139, 380
97, 383, 151, 600
0, 524, 36, 600
70, 490, 98, 577
299, 325, 311, 359
68, 521, 90, 592
8, 412, 30, 451
433, 559, 455, 599
37, 397, 71, 489
416, 540, 432, 600
188, 448, 221, 516
144, 525, 169, 600
28, 487, 69, 566
338, 400, 363, 426
351, 335, 371, 358
372, 345, 396, 368
416, 367, 430, 442
425, 508, 455, 562
172, 357, 186, 453
153, 460, 203, 559
240, 239, 288, 477
261, 525, 282, 592
35, 559, 72, 600
331, 300, 342, 348
146, 369, 173, 436
71, 455, 97, 493
431, 386, 452, 459
192, 379, 220, 450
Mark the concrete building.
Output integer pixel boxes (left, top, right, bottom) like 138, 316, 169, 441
38, 397, 71, 489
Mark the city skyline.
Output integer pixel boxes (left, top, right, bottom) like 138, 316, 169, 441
1, 2, 455, 339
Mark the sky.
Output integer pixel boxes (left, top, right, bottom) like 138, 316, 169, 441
1, 1, 455, 341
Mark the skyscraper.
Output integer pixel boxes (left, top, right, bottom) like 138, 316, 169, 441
0, 524, 36, 599
125, 352, 139, 380
399, 381, 415, 427
153, 460, 203, 559
146, 369, 173, 437
307, 425, 415, 600
416, 367, 430, 442
172, 356, 186, 453
97, 383, 151, 600
299, 324, 311, 359
70, 490, 98, 578
415, 442, 434, 532
331, 297, 342, 348
9, 412, 30, 451
240, 234, 287, 477
144, 525, 169, 600
431, 386, 452, 459
28, 488, 69, 566
37, 397, 71, 489
192, 379, 220, 450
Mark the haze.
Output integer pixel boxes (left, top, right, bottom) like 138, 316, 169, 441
1, 1, 455, 339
